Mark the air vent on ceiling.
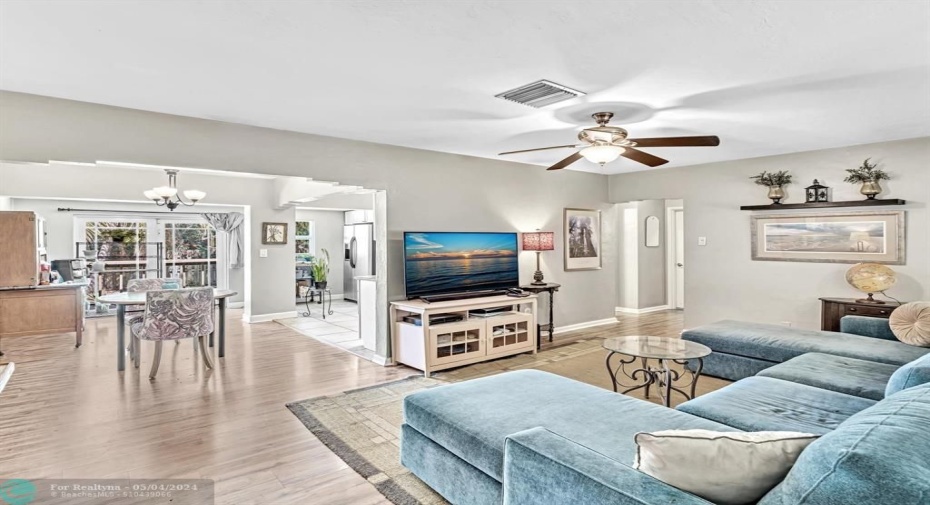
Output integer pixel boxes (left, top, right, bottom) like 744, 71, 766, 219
495, 80, 586, 108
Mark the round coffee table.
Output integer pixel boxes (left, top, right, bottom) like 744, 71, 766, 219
603, 336, 711, 407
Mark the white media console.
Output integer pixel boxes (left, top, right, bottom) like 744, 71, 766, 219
390, 295, 538, 377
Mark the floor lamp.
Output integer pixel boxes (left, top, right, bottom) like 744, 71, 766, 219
522, 231, 554, 285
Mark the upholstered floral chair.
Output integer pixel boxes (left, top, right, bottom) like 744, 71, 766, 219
126, 277, 184, 359
130, 288, 216, 379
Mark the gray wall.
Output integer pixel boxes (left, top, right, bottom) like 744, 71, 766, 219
615, 199, 668, 310
0, 92, 619, 332
609, 137, 930, 329
295, 208, 346, 295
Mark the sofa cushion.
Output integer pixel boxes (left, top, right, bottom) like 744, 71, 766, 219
402, 370, 733, 482
886, 352, 930, 397
676, 377, 876, 435
759, 382, 930, 505
839, 314, 897, 340
682, 320, 929, 366
756, 353, 897, 400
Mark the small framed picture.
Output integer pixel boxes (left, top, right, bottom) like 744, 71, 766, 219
262, 222, 288, 245
564, 207, 602, 271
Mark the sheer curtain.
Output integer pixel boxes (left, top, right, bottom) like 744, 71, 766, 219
201, 212, 245, 268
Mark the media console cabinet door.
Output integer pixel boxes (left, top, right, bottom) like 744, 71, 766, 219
0, 289, 79, 337
428, 322, 485, 366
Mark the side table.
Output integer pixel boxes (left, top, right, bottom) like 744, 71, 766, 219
303, 287, 334, 319
520, 283, 560, 349
819, 297, 902, 332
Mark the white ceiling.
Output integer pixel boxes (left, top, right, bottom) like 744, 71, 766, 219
2, 0, 929, 174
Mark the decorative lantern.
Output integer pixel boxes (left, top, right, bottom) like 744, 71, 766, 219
805, 179, 830, 203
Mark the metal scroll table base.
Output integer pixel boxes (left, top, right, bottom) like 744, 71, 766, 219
302, 288, 334, 319
605, 352, 704, 408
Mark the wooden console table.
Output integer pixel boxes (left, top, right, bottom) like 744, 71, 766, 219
819, 297, 902, 332
391, 295, 538, 377
0, 283, 85, 355
520, 283, 560, 348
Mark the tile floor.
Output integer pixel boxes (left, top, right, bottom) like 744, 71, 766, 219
277, 298, 378, 362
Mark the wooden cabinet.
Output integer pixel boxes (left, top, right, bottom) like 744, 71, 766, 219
391, 295, 537, 377
0, 211, 44, 288
0, 285, 85, 349
819, 297, 901, 332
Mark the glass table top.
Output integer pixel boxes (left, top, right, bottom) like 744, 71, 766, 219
602, 335, 711, 360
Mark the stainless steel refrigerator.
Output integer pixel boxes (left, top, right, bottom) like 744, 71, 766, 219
343, 223, 374, 302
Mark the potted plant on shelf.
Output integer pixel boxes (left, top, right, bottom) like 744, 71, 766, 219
844, 158, 890, 200
311, 249, 330, 290
750, 170, 793, 204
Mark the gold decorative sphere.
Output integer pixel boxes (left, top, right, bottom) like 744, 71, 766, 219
845, 263, 896, 295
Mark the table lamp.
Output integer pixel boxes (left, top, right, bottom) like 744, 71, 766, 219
522, 232, 555, 285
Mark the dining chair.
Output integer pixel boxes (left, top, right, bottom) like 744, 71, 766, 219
127, 277, 183, 359
130, 288, 216, 379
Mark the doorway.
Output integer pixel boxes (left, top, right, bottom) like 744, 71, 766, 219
666, 206, 685, 309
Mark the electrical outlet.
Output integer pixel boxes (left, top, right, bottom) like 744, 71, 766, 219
782, 321, 792, 327
698, 236, 707, 246
260, 249, 268, 258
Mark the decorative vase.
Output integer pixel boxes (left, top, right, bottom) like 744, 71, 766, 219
859, 179, 882, 200
767, 185, 785, 204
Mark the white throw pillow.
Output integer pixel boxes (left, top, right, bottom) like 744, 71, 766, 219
633, 429, 817, 505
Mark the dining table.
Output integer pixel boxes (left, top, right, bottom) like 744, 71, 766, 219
97, 289, 238, 371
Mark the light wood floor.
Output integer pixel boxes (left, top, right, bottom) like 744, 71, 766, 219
0, 309, 683, 504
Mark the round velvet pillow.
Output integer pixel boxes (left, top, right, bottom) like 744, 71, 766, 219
889, 302, 930, 347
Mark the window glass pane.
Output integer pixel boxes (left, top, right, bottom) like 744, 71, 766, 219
296, 221, 310, 237
296, 239, 310, 254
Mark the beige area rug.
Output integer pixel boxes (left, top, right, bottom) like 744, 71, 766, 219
286, 336, 730, 505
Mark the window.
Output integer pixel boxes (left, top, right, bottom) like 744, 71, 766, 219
164, 222, 218, 288
81, 220, 156, 295
295, 220, 315, 261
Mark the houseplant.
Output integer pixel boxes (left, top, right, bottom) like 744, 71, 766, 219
750, 170, 793, 204
843, 158, 890, 200
311, 249, 330, 289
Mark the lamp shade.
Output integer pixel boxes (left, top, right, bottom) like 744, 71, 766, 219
580, 145, 624, 165
522, 232, 555, 251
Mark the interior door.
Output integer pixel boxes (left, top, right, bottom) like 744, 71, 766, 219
674, 209, 685, 309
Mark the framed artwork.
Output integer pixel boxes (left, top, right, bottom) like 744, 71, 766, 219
564, 207, 602, 270
750, 211, 905, 264
262, 222, 288, 245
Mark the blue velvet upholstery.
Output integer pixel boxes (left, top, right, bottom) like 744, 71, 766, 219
676, 377, 876, 434
886, 352, 930, 397
687, 349, 775, 380
839, 314, 897, 340
682, 320, 929, 381
402, 370, 732, 482
502, 427, 712, 505
759, 383, 930, 505
757, 353, 897, 400
400, 423, 502, 505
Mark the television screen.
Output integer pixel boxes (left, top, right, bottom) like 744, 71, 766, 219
404, 232, 519, 299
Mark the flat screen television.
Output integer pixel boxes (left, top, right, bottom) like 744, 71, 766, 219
404, 232, 519, 299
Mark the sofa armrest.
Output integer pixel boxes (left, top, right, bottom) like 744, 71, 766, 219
840, 315, 897, 341
503, 427, 712, 505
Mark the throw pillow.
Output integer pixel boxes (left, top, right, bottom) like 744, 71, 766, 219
889, 302, 930, 347
633, 429, 818, 505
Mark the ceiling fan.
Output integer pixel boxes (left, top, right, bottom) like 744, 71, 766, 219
499, 112, 720, 170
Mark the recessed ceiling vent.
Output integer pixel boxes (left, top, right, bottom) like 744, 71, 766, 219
495, 80, 585, 108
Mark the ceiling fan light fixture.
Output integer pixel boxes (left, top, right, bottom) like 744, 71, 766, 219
580, 145, 624, 166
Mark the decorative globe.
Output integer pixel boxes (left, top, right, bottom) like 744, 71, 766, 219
845, 263, 896, 297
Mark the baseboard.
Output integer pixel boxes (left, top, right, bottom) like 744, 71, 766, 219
227, 301, 244, 309
371, 354, 391, 366
615, 305, 670, 315
243, 310, 297, 323
552, 318, 618, 335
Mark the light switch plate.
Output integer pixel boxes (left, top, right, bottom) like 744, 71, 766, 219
698, 236, 707, 246
260, 249, 268, 258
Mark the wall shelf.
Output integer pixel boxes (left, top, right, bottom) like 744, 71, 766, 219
739, 199, 906, 211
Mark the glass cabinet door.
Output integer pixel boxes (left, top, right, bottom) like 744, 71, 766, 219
429, 324, 484, 366
486, 316, 533, 356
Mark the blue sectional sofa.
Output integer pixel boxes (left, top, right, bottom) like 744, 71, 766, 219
400, 315, 930, 505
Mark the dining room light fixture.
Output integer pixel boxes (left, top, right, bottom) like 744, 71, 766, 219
144, 169, 206, 211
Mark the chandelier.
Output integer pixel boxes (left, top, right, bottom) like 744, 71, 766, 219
143, 169, 206, 211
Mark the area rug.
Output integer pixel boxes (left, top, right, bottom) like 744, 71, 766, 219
286, 336, 730, 505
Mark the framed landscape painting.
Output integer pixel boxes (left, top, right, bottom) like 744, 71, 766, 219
564, 208, 602, 270
750, 211, 905, 264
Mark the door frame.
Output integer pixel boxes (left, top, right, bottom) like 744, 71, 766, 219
665, 206, 684, 309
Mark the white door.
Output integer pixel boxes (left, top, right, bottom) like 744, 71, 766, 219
673, 209, 685, 309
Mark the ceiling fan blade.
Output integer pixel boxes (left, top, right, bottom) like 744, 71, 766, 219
547, 152, 583, 171
628, 136, 720, 148
621, 148, 669, 167
499, 144, 580, 156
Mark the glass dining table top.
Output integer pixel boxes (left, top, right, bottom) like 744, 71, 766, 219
602, 335, 711, 360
